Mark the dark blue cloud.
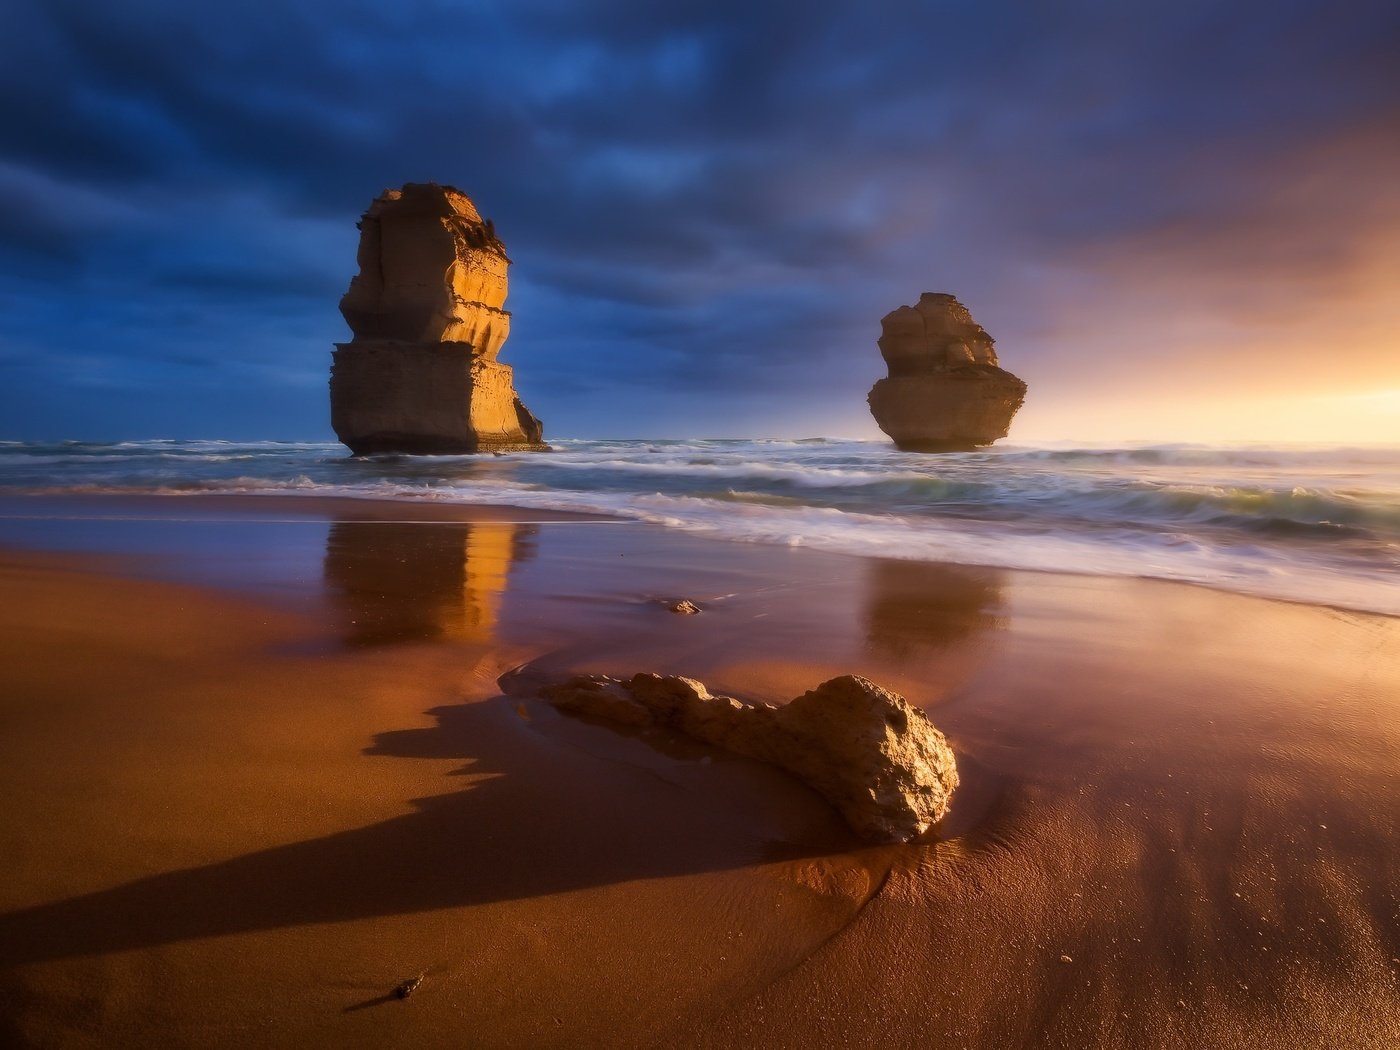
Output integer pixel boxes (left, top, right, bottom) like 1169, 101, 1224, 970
1, 0, 1397, 439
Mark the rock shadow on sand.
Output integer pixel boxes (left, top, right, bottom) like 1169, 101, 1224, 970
0, 690, 887, 971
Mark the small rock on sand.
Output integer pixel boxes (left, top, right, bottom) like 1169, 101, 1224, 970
539, 672, 958, 842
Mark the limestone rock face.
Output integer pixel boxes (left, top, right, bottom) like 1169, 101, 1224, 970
539, 672, 959, 842
330, 183, 546, 454
867, 292, 1026, 451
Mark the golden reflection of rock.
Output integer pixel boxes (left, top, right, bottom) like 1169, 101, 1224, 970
862, 559, 1005, 662
322, 521, 535, 646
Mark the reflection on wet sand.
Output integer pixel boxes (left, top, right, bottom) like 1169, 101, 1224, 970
323, 521, 535, 646
863, 558, 1005, 661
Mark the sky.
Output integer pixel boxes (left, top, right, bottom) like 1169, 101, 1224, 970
1, 0, 1397, 444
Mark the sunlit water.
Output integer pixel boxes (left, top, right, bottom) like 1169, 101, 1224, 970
2, 438, 1398, 615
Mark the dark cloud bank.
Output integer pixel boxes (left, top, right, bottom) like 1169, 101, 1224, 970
2, 0, 1397, 440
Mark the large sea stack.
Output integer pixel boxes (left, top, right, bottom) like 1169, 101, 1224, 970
867, 292, 1026, 451
330, 183, 546, 455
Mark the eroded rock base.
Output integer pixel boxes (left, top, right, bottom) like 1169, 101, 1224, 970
868, 369, 1027, 450
331, 342, 546, 455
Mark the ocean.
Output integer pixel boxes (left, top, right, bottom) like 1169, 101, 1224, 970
2, 438, 1397, 616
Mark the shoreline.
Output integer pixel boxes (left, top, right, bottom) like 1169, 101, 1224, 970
1, 489, 1395, 623
3, 434, 1396, 622
1, 495, 1398, 1047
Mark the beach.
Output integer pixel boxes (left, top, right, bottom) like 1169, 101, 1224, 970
0, 493, 1396, 1048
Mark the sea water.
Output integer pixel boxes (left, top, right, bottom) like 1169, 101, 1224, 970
1, 438, 1397, 615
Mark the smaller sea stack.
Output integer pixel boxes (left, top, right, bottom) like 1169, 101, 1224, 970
867, 292, 1026, 451
330, 183, 546, 455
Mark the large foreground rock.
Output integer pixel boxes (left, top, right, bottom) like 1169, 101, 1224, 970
330, 183, 546, 455
868, 292, 1026, 451
539, 672, 959, 842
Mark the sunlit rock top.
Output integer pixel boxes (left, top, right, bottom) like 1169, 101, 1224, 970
339, 182, 511, 357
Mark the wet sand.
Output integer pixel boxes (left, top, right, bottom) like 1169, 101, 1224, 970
0, 495, 1397, 1048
